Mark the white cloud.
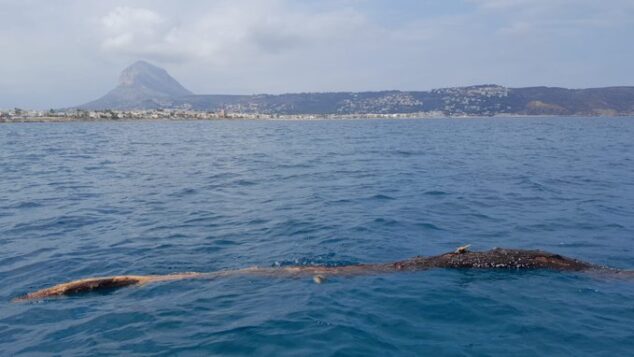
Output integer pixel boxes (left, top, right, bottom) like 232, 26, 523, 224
99, 1, 371, 65
469, 0, 634, 36
101, 6, 183, 61
102, 6, 165, 35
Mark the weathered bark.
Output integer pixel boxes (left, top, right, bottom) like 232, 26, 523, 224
13, 248, 630, 302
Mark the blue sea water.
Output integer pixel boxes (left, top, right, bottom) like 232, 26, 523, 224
1, 117, 633, 356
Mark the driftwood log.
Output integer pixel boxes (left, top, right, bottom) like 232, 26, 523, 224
13, 248, 633, 302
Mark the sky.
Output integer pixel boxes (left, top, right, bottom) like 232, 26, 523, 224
1, 0, 633, 109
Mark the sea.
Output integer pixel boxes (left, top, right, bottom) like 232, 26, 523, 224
1, 117, 633, 356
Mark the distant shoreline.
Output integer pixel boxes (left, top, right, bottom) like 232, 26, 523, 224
1, 113, 632, 124
0, 113, 634, 124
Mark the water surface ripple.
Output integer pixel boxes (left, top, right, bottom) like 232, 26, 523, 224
1, 118, 634, 355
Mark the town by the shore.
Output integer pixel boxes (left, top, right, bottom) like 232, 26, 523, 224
0, 108, 453, 123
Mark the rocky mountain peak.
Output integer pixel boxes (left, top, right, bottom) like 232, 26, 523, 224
117, 60, 192, 97
78, 60, 193, 110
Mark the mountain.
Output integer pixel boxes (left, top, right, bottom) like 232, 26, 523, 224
79, 61, 193, 110
77, 61, 634, 116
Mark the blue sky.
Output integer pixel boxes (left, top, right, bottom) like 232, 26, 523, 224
1, 0, 633, 109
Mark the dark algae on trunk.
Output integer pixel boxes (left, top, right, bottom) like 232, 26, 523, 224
15, 248, 632, 302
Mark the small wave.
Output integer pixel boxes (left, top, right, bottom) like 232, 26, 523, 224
167, 188, 198, 197
272, 255, 357, 268
373, 217, 400, 226
330, 198, 352, 204
394, 150, 417, 157
247, 218, 268, 225
211, 239, 239, 246
234, 179, 257, 186
424, 190, 449, 196
415, 222, 443, 231
369, 194, 395, 200
166, 233, 189, 239
5, 201, 42, 209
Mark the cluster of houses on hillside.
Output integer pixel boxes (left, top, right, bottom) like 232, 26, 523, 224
0, 108, 227, 122
0, 108, 446, 123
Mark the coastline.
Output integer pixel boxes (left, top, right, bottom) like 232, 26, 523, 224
1, 113, 632, 124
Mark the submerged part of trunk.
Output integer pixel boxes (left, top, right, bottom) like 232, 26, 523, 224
14, 248, 627, 302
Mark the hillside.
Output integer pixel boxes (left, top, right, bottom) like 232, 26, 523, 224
78, 62, 634, 116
